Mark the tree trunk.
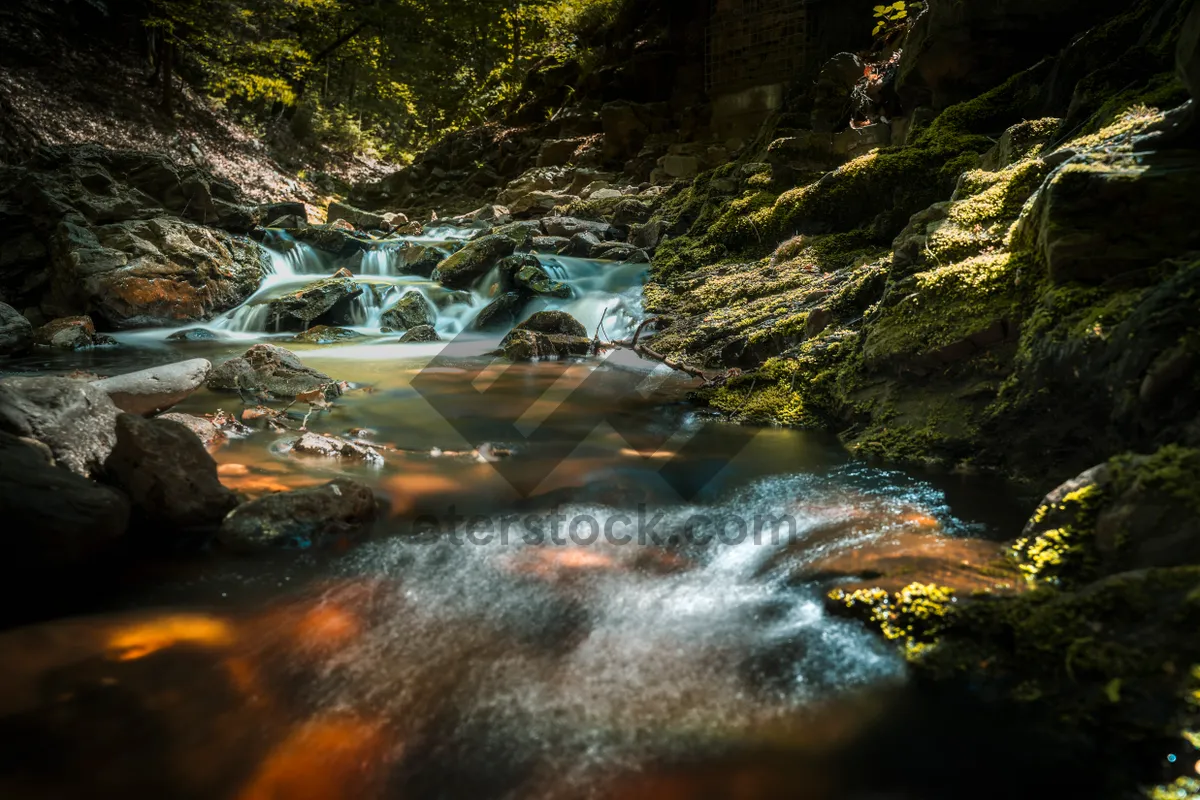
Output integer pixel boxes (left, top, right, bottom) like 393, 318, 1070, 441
160, 36, 174, 115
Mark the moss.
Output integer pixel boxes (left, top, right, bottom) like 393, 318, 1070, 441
1110, 446, 1200, 515
1012, 483, 1107, 587
829, 582, 958, 652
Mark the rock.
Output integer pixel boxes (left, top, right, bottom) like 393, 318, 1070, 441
568, 231, 602, 256
0, 302, 33, 355
32, 316, 111, 350
629, 219, 666, 250
166, 327, 226, 342
492, 220, 540, 250
513, 262, 571, 298
384, 211, 410, 227
602, 102, 651, 162
0, 376, 120, 477
395, 220, 425, 236
806, 308, 835, 338
256, 201, 309, 226
91, 358, 211, 416
291, 432, 384, 466
589, 242, 649, 263
327, 201, 386, 231
104, 413, 238, 532
267, 214, 307, 230
399, 324, 441, 343
0, 431, 129, 569
289, 326, 363, 345
1021, 150, 1200, 284
472, 293, 528, 331
510, 190, 573, 217
501, 329, 593, 361
265, 275, 364, 331
661, 155, 700, 179
498, 166, 570, 204
218, 479, 377, 552
330, 218, 355, 231
588, 188, 624, 201
155, 412, 225, 448
380, 292, 435, 330
811, 53, 865, 133
542, 216, 611, 239
207, 344, 339, 400
517, 310, 588, 337
291, 225, 374, 259
537, 138, 585, 168
433, 234, 516, 289
532, 236, 571, 253
832, 124, 892, 157
52, 217, 268, 329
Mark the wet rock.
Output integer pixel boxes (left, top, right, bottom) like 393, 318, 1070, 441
433, 234, 516, 289
380, 292, 435, 330
155, 412, 225, 448
501, 329, 593, 361
103, 413, 238, 533
292, 432, 384, 466
0, 376, 120, 477
542, 216, 611, 239
394, 220, 424, 236
0, 431, 129, 569
327, 201, 386, 231
166, 327, 226, 342
291, 225, 374, 259
217, 478, 377, 552
32, 316, 113, 350
590, 242, 649, 263
265, 275, 363, 331
289, 326, 363, 345
91, 358, 211, 416
492, 220, 540, 250
532, 236, 571, 253
568, 231, 602, 257
399, 324, 441, 343
519, 310, 588, 337
473, 293, 528, 331
52, 217, 268, 329
0, 303, 33, 355
392, 244, 444, 278
207, 344, 340, 400
498, 255, 571, 299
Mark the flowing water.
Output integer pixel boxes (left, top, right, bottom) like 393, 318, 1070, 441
0, 228, 1073, 799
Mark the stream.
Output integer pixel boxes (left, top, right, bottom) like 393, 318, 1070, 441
0, 228, 1080, 799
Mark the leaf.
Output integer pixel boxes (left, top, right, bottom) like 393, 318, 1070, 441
893, 10, 908, 20
873, 22, 885, 35
874, 4, 888, 12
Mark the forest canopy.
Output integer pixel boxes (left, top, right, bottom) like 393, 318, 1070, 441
145, 0, 626, 159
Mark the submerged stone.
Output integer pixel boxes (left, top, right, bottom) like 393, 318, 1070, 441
207, 344, 340, 400
218, 478, 377, 552
290, 326, 363, 345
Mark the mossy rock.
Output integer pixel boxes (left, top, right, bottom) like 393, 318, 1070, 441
380, 292, 435, 330
290, 326, 363, 345
516, 310, 587, 337
433, 234, 516, 288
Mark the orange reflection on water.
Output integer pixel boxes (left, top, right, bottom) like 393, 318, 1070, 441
236, 716, 392, 800
107, 614, 235, 662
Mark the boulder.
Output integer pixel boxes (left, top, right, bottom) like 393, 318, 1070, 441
291, 432, 384, 466
327, 201, 387, 231
590, 242, 649, 263
166, 327, 227, 342
155, 412, 225, 448
433, 234, 516, 289
32, 316, 112, 350
501, 329, 593, 361
218, 479, 377, 552
52, 217, 268, 329
0, 431, 129, 569
602, 102, 651, 162
384, 211, 410, 227
537, 138, 585, 168
472, 293, 528, 332
510, 191, 573, 217
265, 275, 363, 331
499, 255, 571, 299
660, 155, 700, 179
399, 324, 441, 343
0, 303, 32, 355
291, 225, 374, 259
518, 310, 588, 338
568, 231, 602, 257
542, 216, 611, 239
256, 201, 309, 226
0, 376, 121, 477
104, 413, 238, 533
380, 292, 435, 330
207, 344, 340, 400
811, 53, 864, 133
532, 236, 571, 253
91, 358, 211, 416
1021, 150, 1200, 284
289, 326, 363, 345
391, 244, 444, 277
629, 219, 666, 251
492, 220, 540, 250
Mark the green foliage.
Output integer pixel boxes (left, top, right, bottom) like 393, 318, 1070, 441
147, 0, 626, 157
872, 1, 923, 39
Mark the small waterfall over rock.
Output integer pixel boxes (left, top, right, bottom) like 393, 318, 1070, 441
208, 227, 648, 343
